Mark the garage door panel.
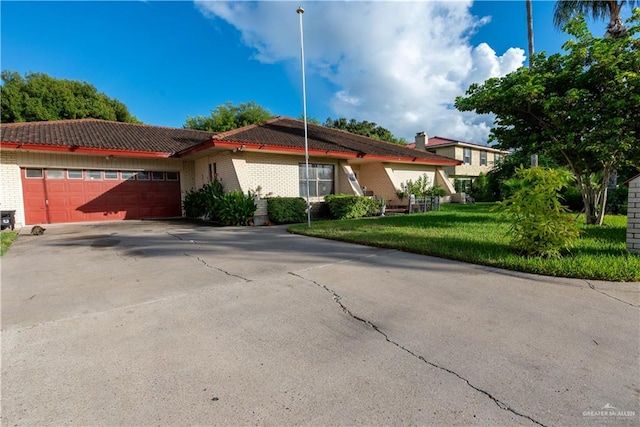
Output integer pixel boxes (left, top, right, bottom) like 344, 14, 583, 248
21, 168, 181, 224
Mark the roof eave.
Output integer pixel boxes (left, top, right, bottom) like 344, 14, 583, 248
1, 142, 172, 158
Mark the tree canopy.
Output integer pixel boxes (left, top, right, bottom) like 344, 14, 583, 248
455, 11, 640, 225
553, 0, 639, 37
184, 101, 275, 132
323, 117, 407, 145
0, 71, 139, 123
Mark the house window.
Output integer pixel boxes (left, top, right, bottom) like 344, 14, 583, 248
46, 169, 65, 179
25, 168, 43, 178
299, 164, 334, 197
209, 163, 217, 182
480, 151, 488, 166
121, 171, 136, 180
86, 170, 102, 180
68, 170, 83, 179
463, 148, 472, 165
104, 171, 118, 180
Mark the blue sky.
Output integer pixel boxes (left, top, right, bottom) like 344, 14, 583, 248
0, 1, 615, 143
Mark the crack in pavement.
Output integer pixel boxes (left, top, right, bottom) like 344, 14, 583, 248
289, 271, 547, 427
184, 253, 251, 282
584, 281, 640, 308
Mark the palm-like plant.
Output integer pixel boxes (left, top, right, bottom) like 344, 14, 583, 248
553, 0, 639, 37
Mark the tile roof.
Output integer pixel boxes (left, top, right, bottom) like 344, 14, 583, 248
1, 119, 214, 155
209, 117, 460, 164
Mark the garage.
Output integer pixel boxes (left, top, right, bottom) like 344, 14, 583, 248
22, 168, 182, 224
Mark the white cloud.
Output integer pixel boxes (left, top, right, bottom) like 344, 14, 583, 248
194, 1, 525, 143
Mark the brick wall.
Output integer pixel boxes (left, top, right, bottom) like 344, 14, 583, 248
627, 176, 640, 254
1, 151, 25, 227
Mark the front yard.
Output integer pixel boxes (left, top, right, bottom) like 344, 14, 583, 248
289, 203, 639, 282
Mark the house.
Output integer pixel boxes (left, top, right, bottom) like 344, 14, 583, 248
407, 132, 509, 191
1, 117, 461, 227
625, 173, 640, 254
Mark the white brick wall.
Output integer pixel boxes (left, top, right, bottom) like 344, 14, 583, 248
628, 176, 640, 254
1, 151, 25, 227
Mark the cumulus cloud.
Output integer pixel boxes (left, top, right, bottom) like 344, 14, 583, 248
194, 1, 525, 143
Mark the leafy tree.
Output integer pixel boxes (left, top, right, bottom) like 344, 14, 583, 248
455, 12, 640, 225
553, 0, 639, 38
324, 117, 407, 145
184, 101, 274, 132
297, 114, 321, 125
0, 71, 139, 123
498, 167, 581, 258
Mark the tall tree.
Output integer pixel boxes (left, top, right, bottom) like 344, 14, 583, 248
0, 71, 139, 123
184, 101, 274, 132
526, 0, 535, 63
553, 0, 639, 37
455, 12, 640, 225
324, 117, 407, 145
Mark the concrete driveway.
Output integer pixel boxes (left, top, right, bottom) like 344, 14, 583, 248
2, 220, 639, 426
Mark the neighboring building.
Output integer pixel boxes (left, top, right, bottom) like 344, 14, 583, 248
407, 132, 509, 191
1, 117, 461, 227
626, 173, 640, 254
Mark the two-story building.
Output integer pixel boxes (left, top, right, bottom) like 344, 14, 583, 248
407, 132, 509, 192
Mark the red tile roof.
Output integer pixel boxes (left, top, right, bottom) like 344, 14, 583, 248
0, 117, 461, 165
1, 119, 214, 156
191, 117, 460, 165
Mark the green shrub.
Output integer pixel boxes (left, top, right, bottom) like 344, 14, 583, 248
267, 197, 307, 224
217, 191, 257, 226
183, 180, 224, 219
470, 173, 495, 202
560, 185, 583, 212
325, 194, 378, 220
606, 186, 628, 215
498, 167, 581, 258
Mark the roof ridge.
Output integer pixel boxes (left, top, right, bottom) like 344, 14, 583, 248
212, 116, 284, 140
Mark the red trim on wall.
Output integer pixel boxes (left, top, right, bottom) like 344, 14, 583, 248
2, 142, 171, 158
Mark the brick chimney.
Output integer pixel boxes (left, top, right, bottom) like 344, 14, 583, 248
414, 131, 428, 151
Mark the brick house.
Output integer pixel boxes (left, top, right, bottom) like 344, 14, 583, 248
626, 173, 640, 254
0, 117, 461, 227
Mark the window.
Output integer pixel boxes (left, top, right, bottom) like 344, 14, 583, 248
121, 171, 136, 180
46, 169, 65, 179
104, 171, 118, 180
299, 164, 334, 197
151, 172, 164, 180
166, 172, 179, 181
87, 170, 102, 180
25, 168, 43, 178
480, 151, 487, 166
463, 148, 472, 165
494, 153, 501, 164
137, 171, 150, 180
68, 170, 83, 179
209, 163, 217, 182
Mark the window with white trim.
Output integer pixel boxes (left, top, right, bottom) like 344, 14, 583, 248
463, 148, 472, 165
26, 168, 43, 178
68, 170, 83, 179
480, 151, 487, 166
299, 164, 334, 197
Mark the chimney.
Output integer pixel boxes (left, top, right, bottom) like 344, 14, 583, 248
414, 131, 428, 151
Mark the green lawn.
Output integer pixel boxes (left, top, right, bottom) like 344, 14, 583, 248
288, 203, 640, 282
1, 231, 18, 256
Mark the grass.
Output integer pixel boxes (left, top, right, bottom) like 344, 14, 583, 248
289, 203, 640, 282
1, 231, 18, 256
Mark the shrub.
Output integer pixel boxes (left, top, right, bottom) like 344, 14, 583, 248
606, 186, 628, 215
182, 180, 225, 219
267, 197, 307, 224
498, 167, 581, 258
470, 173, 494, 202
325, 194, 378, 220
560, 185, 583, 212
217, 191, 257, 226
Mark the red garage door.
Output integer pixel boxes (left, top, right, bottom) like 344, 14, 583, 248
22, 168, 182, 224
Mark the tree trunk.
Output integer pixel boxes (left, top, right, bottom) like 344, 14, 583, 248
606, 1, 626, 37
526, 0, 535, 64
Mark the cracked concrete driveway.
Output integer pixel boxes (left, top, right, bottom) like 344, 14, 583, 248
2, 220, 639, 426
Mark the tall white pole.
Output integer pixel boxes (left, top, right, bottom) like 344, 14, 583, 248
297, 6, 311, 227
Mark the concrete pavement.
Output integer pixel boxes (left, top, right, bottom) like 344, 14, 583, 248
1, 220, 639, 426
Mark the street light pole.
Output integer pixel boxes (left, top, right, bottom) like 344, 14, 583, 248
297, 6, 311, 227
